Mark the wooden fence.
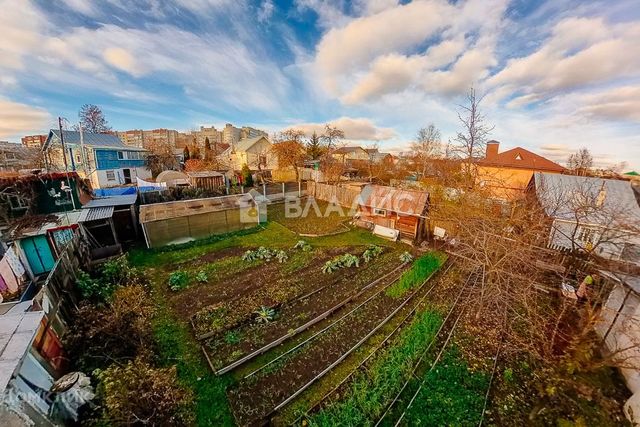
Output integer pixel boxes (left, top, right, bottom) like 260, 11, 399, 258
272, 168, 324, 182
307, 182, 362, 208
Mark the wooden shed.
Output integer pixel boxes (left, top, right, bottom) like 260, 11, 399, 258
139, 194, 259, 248
186, 171, 225, 191
355, 185, 429, 243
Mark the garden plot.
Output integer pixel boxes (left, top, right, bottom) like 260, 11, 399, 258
226, 253, 447, 426
203, 247, 405, 371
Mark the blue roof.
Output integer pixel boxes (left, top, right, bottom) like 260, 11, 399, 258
44, 130, 144, 151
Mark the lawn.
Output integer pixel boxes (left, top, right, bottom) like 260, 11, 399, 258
267, 199, 353, 235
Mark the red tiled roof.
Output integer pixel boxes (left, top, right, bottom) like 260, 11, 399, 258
477, 147, 565, 172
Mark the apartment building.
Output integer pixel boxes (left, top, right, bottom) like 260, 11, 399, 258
21, 134, 48, 148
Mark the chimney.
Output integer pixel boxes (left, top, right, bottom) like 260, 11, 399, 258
486, 140, 499, 160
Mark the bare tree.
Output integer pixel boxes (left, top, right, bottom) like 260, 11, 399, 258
276, 129, 305, 143
271, 140, 306, 181
451, 87, 494, 187
75, 104, 111, 133
321, 124, 345, 150
567, 148, 594, 176
411, 124, 442, 179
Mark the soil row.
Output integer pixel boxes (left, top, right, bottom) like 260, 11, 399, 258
203, 251, 403, 370
226, 261, 440, 426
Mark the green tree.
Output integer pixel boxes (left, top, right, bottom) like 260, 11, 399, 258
183, 146, 190, 162
241, 164, 253, 187
306, 131, 324, 160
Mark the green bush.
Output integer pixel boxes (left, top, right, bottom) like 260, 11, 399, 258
241, 164, 253, 187
169, 271, 190, 291
386, 252, 446, 298
76, 271, 114, 302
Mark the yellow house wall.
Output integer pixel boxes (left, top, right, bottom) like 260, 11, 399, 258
477, 166, 536, 200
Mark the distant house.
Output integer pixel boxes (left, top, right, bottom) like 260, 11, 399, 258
221, 136, 275, 171
43, 130, 151, 189
355, 184, 430, 242
477, 140, 565, 201
531, 172, 640, 264
0, 142, 41, 173
332, 146, 370, 164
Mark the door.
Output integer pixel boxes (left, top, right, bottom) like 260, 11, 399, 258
123, 168, 132, 184
21, 235, 56, 275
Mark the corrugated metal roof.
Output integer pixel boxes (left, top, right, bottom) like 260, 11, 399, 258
45, 130, 146, 151
0, 310, 44, 394
534, 172, 640, 227
78, 206, 114, 222
359, 185, 429, 217
139, 193, 256, 223
83, 194, 138, 208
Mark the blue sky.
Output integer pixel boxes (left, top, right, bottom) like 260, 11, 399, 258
1, 0, 639, 169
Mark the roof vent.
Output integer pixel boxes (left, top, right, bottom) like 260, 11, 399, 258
515, 153, 522, 160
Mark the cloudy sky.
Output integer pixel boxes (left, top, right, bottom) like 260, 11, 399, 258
1, 0, 639, 169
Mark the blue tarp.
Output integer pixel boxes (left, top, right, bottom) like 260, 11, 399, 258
94, 187, 137, 197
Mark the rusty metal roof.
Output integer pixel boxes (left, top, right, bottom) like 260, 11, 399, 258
358, 185, 429, 217
139, 193, 256, 223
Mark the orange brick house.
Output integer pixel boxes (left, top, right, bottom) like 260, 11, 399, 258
476, 140, 565, 201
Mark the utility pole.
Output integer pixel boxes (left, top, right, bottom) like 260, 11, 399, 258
58, 117, 77, 210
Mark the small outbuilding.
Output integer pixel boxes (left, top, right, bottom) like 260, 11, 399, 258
355, 185, 429, 243
139, 193, 260, 248
186, 171, 225, 191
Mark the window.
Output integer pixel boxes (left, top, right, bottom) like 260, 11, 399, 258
106, 170, 116, 181
515, 153, 522, 160
373, 208, 387, 216
117, 151, 124, 160
577, 226, 597, 249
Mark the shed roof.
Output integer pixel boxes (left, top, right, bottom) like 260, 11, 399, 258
0, 310, 44, 394
83, 194, 137, 208
534, 172, 640, 227
186, 171, 224, 178
139, 193, 256, 223
78, 206, 114, 222
334, 146, 368, 155
359, 185, 429, 217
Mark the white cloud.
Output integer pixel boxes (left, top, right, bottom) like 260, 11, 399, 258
0, 99, 51, 139
488, 17, 640, 102
258, 0, 275, 23
288, 117, 396, 140
576, 86, 640, 122
313, 0, 508, 102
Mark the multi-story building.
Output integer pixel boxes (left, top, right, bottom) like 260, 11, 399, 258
223, 123, 242, 146
240, 126, 268, 140
43, 130, 151, 189
193, 126, 223, 146
116, 129, 179, 149
21, 134, 48, 148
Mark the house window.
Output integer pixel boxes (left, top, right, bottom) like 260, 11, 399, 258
515, 154, 522, 160
373, 208, 387, 216
117, 151, 124, 160
577, 226, 597, 247
106, 170, 116, 181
